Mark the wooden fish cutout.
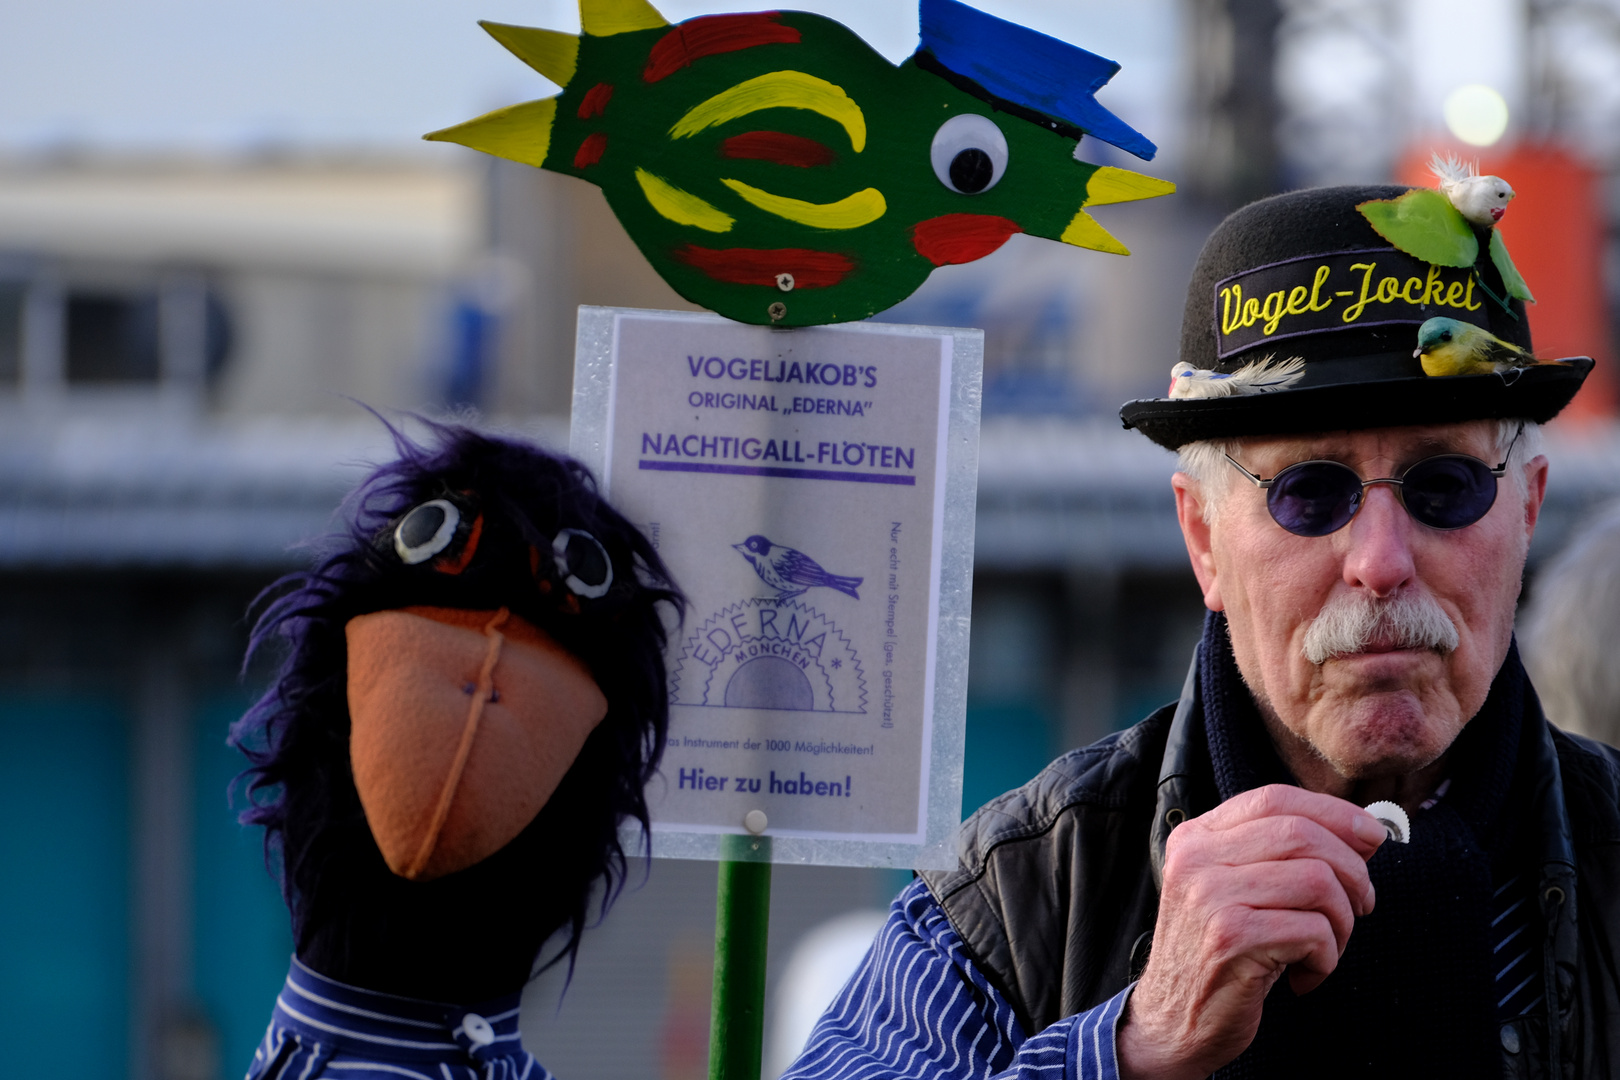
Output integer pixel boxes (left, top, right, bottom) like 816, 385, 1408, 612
427, 0, 1175, 327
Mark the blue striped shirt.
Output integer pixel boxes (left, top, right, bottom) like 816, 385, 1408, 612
1420, 779, 1546, 1021
247, 956, 550, 1080
782, 878, 1130, 1080
1491, 874, 1544, 1019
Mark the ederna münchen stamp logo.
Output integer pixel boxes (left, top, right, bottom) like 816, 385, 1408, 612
671, 598, 867, 713
672, 537, 867, 713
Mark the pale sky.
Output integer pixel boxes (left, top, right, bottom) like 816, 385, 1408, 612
0, 0, 1179, 159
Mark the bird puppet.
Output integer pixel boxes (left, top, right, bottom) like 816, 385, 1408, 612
1413, 316, 1568, 378
232, 421, 682, 1079
1357, 152, 1533, 315
425, 0, 1174, 326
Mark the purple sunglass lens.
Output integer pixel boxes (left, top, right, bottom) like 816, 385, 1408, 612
1399, 456, 1498, 530
1266, 462, 1364, 537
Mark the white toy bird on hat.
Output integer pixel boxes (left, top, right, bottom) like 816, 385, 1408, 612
1430, 152, 1515, 228
1168, 354, 1305, 400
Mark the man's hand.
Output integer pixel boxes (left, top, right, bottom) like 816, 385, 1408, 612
1116, 785, 1387, 1080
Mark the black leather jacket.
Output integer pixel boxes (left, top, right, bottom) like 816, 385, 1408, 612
920, 659, 1620, 1078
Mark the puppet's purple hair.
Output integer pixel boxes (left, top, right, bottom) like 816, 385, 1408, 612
231, 416, 682, 1001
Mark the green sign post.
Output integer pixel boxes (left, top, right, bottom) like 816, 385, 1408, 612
708, 835, 773, 1080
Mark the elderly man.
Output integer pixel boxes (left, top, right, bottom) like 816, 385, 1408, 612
780, 186, 1616, 1079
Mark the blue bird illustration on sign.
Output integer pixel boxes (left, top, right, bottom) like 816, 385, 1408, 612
733, 535, 862, 599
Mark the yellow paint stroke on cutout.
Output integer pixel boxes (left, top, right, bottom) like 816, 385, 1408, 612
480, 22, 579, 88
1082, 166, 1176, 207
672, 72, 867, 153
720, 179, 885, 230
636, 168, 735, 232
425, 99, 557, 169
1059, 209, 1129, 255
580, 0, 668, 36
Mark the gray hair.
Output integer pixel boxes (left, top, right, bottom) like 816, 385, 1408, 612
1177, 419, 1543, 524
1519, 500, 1620, 745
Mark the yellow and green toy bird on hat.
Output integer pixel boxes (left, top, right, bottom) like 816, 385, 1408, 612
426, 0, 1174, 327
1414, 317, 1568, 378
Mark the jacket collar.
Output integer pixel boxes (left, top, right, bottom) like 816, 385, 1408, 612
1150, 648, 1202, 892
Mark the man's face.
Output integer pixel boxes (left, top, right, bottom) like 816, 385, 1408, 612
1173, 422, 1548, 787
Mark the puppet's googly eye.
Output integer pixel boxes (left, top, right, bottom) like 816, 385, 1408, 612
553, 529, 613, 599
394, 500, 461, 565
930, 114, 1008, 195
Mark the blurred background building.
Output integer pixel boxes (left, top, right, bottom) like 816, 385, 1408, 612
2, 1, 1620, 1078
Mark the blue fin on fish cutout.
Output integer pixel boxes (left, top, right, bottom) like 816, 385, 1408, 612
916, 0, 1157, 161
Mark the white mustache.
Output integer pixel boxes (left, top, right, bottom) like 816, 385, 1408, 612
1302, 590, 1460, 665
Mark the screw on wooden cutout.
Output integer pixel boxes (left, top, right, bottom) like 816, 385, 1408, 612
743, 809, 768, 835
768, 302, 787, 322
775, 273, 795, 292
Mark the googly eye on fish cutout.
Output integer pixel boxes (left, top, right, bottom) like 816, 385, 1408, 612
394, 499, 461, 565
930, 113, 1009, 195
553, 528, 613, 599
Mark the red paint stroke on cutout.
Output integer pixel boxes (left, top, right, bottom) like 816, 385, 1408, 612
573, 132, 607, 168
577, 82, 614, 120
644, 13, 802, 83
720, 131, 836, 168
673, 245, 854, 289
911, 214, 1022, 266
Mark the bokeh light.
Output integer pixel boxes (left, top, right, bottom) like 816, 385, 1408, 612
1444, 83, 1510, 146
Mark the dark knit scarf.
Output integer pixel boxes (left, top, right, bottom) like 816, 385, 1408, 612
1199, 612, 1528, 1079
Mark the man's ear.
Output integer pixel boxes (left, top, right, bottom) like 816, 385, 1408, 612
1522, 454, 1549, 539
1172, 473, 1223, 611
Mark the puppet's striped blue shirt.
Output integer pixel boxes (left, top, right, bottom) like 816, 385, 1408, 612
246, 955, 550, 1080
781, 878, 1130, 1080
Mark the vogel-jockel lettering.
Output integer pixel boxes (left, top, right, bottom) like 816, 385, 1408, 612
1213, 248, 1489, 359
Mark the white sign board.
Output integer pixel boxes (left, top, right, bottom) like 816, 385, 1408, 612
572, 307, 980, 869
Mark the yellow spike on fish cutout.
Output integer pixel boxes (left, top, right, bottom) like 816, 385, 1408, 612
1082, 166, 1177, 207
425, 99, 557, 168
1059, 210, 1130, 255
580, 0, 667, 37
479, 22, 579, 88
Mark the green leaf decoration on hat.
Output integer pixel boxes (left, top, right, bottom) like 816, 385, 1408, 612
1356, 188, 1533, 307
425, 0, 1174, 327
1489, 229, 1534, 304
1357, 189, 1476, 268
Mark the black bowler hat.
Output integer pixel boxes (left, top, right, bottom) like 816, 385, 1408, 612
1119, 185, 1593, 450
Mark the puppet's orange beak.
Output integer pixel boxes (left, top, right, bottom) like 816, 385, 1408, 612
345, 606, 607, 881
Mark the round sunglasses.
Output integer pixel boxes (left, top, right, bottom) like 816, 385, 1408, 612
1223, 425, 1522, 537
